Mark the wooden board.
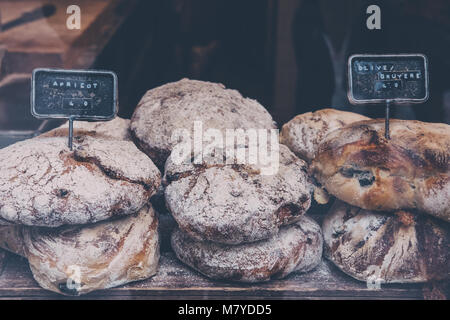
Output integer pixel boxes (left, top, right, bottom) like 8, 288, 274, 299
0, 0, 138, 77
0, 250, 436, 300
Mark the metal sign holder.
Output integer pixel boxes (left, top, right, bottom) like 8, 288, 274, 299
31, 68, 118, 150
348, 54, 429, 140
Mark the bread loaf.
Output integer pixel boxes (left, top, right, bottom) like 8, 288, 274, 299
280, 109, 370, 163
311, 119, 450, 221
164, 144, 312, 244
131, 79, 276, 169
323, 200, 450, 283
24, 205, 159, 296
0, 135, 160, 226
171, 216, 323, 282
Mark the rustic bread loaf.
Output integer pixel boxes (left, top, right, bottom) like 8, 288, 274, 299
280, 109, 370, 163
323, 200, 450, 283
171, 216, 323, 282
0, 225, 26, 257
311, 119, 450, 221
164, 144, 312, 244
130, 78, 276, 169
23, 205, 159, 296
0, 134, 160, 226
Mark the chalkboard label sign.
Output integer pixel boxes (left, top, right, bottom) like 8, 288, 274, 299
31, 68, 118, 120
348, 54, 429, 104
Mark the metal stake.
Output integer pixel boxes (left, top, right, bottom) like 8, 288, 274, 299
385, 100, 391, 140
68, 117, 74, 150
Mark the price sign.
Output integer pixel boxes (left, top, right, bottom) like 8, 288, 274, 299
31, 68, 118, 149
347, 54, 429, 139
348, 54, 428, 104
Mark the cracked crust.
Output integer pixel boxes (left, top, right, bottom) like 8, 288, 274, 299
311, 119, 450, 221
164, 144, 313, 244
23, 205, 159, 296
171, 215, 323, 283
323, 200, 450, 283
130, 79, 276, 169
280, 109, 370, 163
0, 135, 161, 226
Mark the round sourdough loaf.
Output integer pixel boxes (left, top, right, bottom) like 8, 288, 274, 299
164, 144, 312, 244
0, 134, 160, 226
23, 205, 159, 296
280, 109, 370, 163
323, 200, 450, 283
130, 78, 276, 169
171, 216, 323, 282
311, 119, 450, 221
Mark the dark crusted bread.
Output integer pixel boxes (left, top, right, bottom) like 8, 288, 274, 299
280, 109, 370, 163
23, 205, 159, 296
171, 215, 323, 283
0, 134, 160, 226
130, 79, 276, 169
323, 200, 450, 283
164, 144, 312, 244
311, 119, 450, 222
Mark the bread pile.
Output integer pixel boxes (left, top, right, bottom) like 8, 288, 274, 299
132, 79, 323, 282
281, 109, 450, 284
0, 118, 161, 295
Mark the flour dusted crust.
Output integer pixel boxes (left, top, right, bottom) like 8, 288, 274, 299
323, 200, 450, 283
0, 225, 26, 257
171, 216, 323, 282
280, 109, 370, 162
23, 205, 159, 296
130, 79, 276, 168
0, 135, 160, 226
41, 117, 131, 141
164, 144, 312, 244
311, 119, 450, 221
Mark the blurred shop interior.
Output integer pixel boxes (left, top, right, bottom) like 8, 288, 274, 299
0, 0, 449, 141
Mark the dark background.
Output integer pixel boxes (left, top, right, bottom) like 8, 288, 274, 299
1, 0, 450, 131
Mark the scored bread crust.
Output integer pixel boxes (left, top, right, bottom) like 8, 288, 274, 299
280, 109, 370, 163
311, 119, 450, 221
171, 216, 323, 283
164, 144, 312, 245
0, 135, 161, 226
130, 78, 276, 169
323, 200, 450, 283
23, 205, 159, 296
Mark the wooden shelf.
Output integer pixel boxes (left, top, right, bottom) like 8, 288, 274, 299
0, 250, 435, 300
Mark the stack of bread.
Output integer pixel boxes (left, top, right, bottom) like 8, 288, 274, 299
131, 79, 323, 282
281, 109, 450, 284
0, 118, 161, 295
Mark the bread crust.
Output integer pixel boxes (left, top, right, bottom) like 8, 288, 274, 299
23, 205, 159, 296
280, 109, 370, 162
171, 216, 323, 283
323, 200, 450, 283
0, 225, 26, 257
311, 119, 450, 221
164, 144, 312, 244
130, 79, 276, 169
0, 135, 160, 226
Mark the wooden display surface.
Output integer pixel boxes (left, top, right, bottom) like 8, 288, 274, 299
0, 251, 432, 300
